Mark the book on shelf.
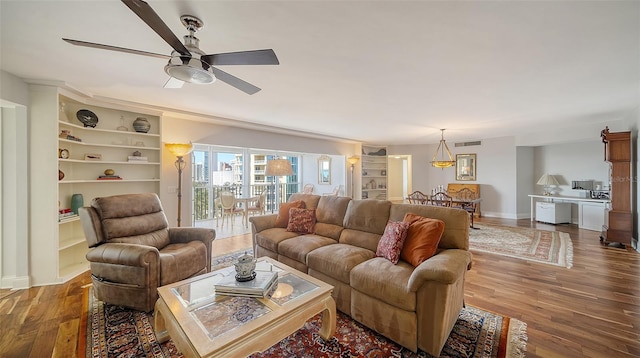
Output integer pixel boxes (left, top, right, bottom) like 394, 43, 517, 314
215, 270, 278, 298
59, 214, 79, 222
127, 156, 148, 162
97, 175, 122, 180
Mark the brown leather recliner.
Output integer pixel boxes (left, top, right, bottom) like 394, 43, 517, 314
79, 193, 215, 312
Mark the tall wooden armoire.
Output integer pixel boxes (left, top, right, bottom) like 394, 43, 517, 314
600, 127, 633, 248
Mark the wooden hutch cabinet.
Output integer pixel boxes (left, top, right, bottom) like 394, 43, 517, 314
600, 127, 633, 248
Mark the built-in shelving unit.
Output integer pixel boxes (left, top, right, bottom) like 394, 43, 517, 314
29, 83, 162, 285
361, 145, 388, 200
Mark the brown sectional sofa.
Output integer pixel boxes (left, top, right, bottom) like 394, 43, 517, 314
249, 193, 473, 356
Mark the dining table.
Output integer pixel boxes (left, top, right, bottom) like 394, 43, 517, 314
234, 196, 259, 228
407, 195, 482, 229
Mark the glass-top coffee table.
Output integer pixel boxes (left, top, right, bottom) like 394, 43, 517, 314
154, 256, 336, 357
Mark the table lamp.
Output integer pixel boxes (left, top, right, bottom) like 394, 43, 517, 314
537, 174, 559, 196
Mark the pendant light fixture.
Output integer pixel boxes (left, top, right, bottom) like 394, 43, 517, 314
431, 129, 456, 169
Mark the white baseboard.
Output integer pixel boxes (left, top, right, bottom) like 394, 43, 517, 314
0, 275, 30, 289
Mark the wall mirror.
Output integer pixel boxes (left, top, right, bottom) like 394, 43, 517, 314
456, 154, 476, 181
318, 155, 331, 184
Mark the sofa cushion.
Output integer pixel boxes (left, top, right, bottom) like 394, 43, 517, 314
307, 243, 375, 284
255, 228, 300, 253
401, 213, 445, 267
376, 221, 409, 264
339, 229, 383, 252
277, 234, 337, 266
288, 193, 321, 209
286, 208, 316, 234
350, 257, 416, 311
316, 195, 351, 226
343, 199, 392, 235
275, 200, 305, 228
389, 204, 469, 250
314, 222, 345, 241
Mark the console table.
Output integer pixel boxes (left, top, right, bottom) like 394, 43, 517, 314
528, 195, 610, 230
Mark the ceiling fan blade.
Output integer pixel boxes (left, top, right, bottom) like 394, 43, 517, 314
63, 38, 170, 59
121, 0, 190, 56
202, 49, 279, 66
212, 67, 261, 95
163, 77, 184, 89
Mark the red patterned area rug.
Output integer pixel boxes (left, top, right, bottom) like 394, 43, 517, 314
81, 288, 527, 358
470, 224, 573, 268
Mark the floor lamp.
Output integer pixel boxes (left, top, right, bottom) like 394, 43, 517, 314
165, 143, 194, 227
265, 158, 293, 212
347, 155, 360, 198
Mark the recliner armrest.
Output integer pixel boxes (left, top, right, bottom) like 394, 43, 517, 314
168, 227, 216, 245
407, 249, 473, 292
86, 243, 159, 267
168, 227, 215, 272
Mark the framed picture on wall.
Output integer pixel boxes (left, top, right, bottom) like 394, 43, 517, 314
456, 154, 476, 181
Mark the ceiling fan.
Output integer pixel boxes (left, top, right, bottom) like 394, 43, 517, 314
63, 0, 279, 94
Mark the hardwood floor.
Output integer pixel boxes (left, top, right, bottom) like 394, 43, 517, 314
1, 218, 638, 357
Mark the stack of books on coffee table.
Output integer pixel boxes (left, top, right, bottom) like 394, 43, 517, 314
214, 271, 278, 298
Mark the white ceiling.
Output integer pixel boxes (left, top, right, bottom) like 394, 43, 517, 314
1, 1, 638, 145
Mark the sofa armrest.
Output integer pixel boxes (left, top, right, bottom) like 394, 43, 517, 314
407, 249, 473, 292
86, 243, 159, 267
249, 214, 277, 233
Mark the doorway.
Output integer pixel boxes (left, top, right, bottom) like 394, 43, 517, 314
387, 155, 411, 202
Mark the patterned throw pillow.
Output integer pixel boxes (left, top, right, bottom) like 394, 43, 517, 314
376, 221, 410, 264
400, 213, 445, 267
275, 200, 305, 228
286, 208, 317, 234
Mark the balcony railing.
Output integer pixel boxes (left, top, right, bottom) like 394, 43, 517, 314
193, 182, 300, 221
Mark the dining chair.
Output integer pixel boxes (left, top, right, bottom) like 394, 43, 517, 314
302, 184, 314, 194
429, 191, 453, 207
452, 188, 478, 228
407, 190, 429, 204
324, 185, 341, 196
220, 190, 245, 228
246, 192, 267, 218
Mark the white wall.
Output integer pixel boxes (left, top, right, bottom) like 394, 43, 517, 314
516, 147, 535, 218
301, 154, 345, 196
391, 136, 520, 218
534, 140, 610, 196
387, 156, 405, 200
0, 70, 30, 288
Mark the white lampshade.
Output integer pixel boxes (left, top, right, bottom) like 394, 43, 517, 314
347, 155, 360, 165
265, 158, 293, 176
536, 174, 559, 186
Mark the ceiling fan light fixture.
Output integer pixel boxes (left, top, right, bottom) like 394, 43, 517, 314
164, 55, 215, 84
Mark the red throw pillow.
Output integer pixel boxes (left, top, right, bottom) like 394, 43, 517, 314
286, 208, 316, 234
400, 213, 445, 267
275, 200, 305, 228
376, 221, 410, 264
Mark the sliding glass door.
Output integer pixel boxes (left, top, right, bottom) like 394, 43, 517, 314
192, 145, 301, 223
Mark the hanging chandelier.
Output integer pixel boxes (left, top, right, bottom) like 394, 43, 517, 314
430, 129, 456, 169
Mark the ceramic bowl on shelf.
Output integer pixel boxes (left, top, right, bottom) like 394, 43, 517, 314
133, 117, 151, 133
76, 109, 98, 128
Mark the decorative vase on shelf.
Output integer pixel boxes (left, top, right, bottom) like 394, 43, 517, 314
70, 194, 84, 215
59, 102, 70, 122
58, 169, 65, 181
132, 117, 151, 133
